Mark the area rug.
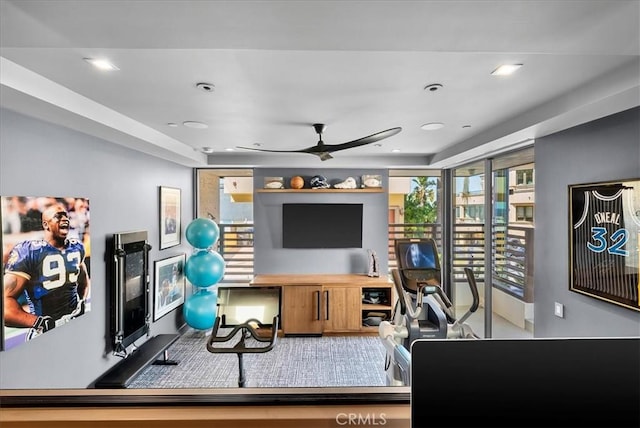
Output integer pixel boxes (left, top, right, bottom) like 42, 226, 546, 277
128, 329, 388, 388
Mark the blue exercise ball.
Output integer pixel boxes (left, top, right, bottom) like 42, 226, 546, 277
185, 218, 220, 250
184, 250, 225, 287
183, 288, 218, 330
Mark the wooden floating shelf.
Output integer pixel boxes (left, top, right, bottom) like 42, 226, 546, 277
256, 188, 384, 193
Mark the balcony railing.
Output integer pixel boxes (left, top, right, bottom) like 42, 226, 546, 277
451, 223, 534, 302
217, 221, 533, 302
218, 223, 254, 284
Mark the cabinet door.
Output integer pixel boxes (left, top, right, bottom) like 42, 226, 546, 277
323, 287, 362, 332
281, 285, 323, 335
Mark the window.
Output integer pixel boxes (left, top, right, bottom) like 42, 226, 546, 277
388, 171, 442, 271
456, 204, 485, 222
196, 169, 254, 284
515, 205, 534, 222
516, 169, 534, 186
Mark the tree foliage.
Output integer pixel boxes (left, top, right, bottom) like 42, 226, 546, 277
404, 177, 438, 224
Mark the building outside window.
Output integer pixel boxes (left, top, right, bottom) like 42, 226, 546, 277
516, 169, 534, 186
515, 205, 534, 222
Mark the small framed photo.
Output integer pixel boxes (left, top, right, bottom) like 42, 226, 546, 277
154, 254, 186, 321
159, 186, 181, 249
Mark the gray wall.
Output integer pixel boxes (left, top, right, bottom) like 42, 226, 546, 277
253, 169, 389, 275
0, 109, 193, 388
534, 107, 640, 337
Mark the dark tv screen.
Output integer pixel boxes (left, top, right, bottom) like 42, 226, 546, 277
122, 242, 147, 341
109, 230, 149, 351
282, 203, 363, 248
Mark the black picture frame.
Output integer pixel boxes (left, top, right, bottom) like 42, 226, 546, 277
568, 178, 640, 311
153, 254, 186, 321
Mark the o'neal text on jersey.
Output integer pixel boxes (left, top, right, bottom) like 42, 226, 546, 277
594, 211, 620, 225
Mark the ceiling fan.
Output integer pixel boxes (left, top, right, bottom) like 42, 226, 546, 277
237, 123, 402, 161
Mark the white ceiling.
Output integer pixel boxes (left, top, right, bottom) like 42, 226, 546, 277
1, 0, 638, 169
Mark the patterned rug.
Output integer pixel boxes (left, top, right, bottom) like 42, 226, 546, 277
128, 329, 388, 388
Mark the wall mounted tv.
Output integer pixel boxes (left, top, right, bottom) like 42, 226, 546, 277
282, 203, 363, 248
107, 230, 151, 353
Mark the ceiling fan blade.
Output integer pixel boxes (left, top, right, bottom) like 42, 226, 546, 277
236, 126, 401, 160
238, 145, 334, 161
236, 146, 310, 154
322, 127, 402, 152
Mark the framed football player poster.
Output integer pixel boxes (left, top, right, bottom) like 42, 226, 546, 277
0, 196, 91, 351
159, 186, 181, 250
153, 254, 186, 321
569, 179, 640, 311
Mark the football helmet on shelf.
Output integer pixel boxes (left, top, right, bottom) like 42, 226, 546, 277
310, 175, 330, 189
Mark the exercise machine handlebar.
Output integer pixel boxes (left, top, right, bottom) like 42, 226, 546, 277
206, 316, 279, 354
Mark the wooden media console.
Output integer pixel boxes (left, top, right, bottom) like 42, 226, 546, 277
250, 274, 393, 336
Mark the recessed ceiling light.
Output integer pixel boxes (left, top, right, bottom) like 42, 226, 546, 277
83, 58, 119, 71
183, 121, 208, 129
374, 144, 382, 147
491, 64, 523, 76
462, 125, 472, 129
253, 143, 262, 147
421, 122, 445, 131
201, 147, 214, 154
391, 149, 401, 153
167, 122, 178, 127
225, 148, 235, 152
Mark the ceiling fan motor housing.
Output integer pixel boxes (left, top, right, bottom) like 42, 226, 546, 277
313, 123, 327, 135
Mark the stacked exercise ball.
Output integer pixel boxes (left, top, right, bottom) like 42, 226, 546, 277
183, 218, 225, 330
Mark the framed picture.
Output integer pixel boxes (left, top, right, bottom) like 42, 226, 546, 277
159, 186, 181, 249
0, 195, 91, 351
153, 254, 186, 321
569, 178, 640, 312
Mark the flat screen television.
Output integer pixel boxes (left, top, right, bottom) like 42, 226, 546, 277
108, 230, 151, 352
282, 203, 363, 248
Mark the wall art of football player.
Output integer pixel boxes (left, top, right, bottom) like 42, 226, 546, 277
1, 196, 91, 350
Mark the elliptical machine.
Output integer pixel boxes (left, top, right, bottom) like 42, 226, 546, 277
379, 238, 480, 386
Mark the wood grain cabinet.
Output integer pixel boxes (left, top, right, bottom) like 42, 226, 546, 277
251, 274, 393, 336
322, 286, 362, 333
281, 284, 323, 335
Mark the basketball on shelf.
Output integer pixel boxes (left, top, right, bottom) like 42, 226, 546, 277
290, 176, 304, 189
